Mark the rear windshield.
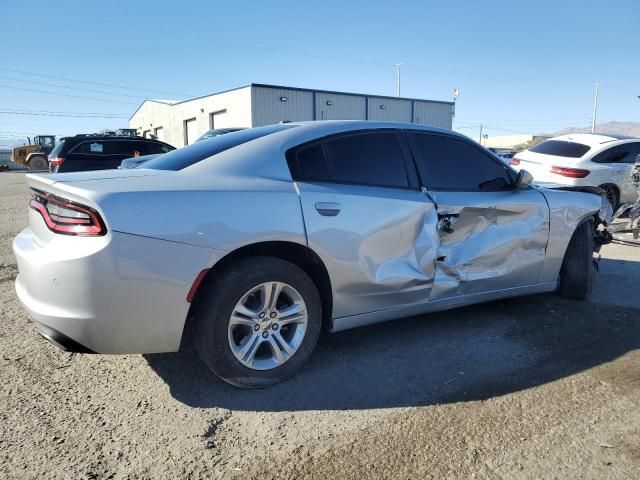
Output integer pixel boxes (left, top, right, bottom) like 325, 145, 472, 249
529, 140, 591, 158
49, 140, 65, 159
142, 124, 296, 171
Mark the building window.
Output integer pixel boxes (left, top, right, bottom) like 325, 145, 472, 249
142, 130, 151, 138
184, 118, 197, 145
209, 110, 228, 130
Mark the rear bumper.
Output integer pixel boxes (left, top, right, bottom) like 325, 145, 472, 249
34, 321, 96, 353
13, 228, 223, 354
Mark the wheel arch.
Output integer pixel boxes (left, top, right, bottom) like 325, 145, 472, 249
184, 241, 334, 340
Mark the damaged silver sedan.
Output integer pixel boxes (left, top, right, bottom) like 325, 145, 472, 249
13, 121, 612, 387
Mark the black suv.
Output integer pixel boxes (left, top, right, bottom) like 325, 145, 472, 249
48, 134, 175, 173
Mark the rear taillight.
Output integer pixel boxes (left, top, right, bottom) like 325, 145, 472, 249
509, 157, 521, 166
49, 157, 64, 171
29, 190, 106, 236
550, 166, 590, 178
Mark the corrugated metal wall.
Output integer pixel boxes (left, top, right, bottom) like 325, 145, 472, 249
252, 86, 314, 126
131, 85, 455, 144
314, 92, 366, 121
413, 101, 453, 129
366, 97, 412, 122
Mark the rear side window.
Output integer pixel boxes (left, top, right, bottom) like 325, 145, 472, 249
592, 143, 640, 164
530, 140, 591, 158
288, 131, 409, 188
49, 140, 65, 158
410, 133, 512, 191
143, 124, 295, 171
72, 141, 107, 154
324, 132, 408, 188
293, 143, 331, 180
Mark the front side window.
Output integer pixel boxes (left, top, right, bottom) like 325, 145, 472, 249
145, 142, 174, 154
410, 133, 512, 191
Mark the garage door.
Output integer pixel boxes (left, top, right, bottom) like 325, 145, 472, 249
184, 118, 197, 145
210, 110, 229, 129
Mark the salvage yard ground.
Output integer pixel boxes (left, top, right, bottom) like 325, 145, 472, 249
1, 171, 640, 479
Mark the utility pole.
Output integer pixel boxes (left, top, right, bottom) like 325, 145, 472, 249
394, 63, 403, 97
592, 82, 599, 134
479, 124, 483, 145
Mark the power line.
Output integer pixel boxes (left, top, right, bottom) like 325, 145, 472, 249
0, 110, 128, 118
0, 66, 193, 97
0, 85, 139, 105
0, 75, 148, 99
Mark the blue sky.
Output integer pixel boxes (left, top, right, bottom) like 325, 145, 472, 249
1, 0, 638, 147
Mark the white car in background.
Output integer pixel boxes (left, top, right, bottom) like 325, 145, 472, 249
510, 134, 640, 210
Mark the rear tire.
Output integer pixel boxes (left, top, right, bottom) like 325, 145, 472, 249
28, 156, 47, 171
558, 221, 594, 300
194, 256, 322, 388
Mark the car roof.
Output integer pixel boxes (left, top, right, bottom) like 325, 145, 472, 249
280, 120, 467, 139
551, 133, 639, 146
61, 135, 164, 142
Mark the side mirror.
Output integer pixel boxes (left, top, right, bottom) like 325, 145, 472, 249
515, 169, 534, 189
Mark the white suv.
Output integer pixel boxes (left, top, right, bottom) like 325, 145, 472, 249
511, 133, 640, 210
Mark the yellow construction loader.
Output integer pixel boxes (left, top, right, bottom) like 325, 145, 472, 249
11, 135, 56, 170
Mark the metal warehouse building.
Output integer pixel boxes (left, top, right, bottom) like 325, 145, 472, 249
129, 83, 455, 147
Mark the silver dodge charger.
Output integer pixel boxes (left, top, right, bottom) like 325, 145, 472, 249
13, 121, 612, 387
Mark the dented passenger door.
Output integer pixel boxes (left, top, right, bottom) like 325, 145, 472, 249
287, 130, 440, 318
408, 132, 550, 299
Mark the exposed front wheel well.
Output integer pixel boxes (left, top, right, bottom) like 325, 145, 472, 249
185, 241, 333, 339
598, 183, 620, 211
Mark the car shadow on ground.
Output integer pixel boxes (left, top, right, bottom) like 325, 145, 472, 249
145, 258, 640, 412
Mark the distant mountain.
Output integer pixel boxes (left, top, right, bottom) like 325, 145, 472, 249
552, 121, 640, 137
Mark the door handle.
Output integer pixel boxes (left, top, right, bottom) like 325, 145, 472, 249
315, 202, 341, 216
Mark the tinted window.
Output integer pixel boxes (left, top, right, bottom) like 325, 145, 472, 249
144, 142, 174, 154
71, 141, 107, 154
291, 143, 331, 180
592, 144, 640, 164
529, 140, 591, 158
411, 134, 512, 191
323, 132, 408, 188
143, 124, 296, 171
109, 141, 145, 156
49, 140, 65, 158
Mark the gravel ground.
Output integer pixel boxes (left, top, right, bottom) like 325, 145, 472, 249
1, 172, 640, 479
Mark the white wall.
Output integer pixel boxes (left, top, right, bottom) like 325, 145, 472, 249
130, 84, 455, 146
130, 86, 252, 147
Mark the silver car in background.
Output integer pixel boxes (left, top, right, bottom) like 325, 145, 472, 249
13, 121, 611, 387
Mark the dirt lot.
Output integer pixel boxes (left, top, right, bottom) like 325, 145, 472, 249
1, 172, 640, 479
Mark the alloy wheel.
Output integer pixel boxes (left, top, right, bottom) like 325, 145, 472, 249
227, 282, 308, 370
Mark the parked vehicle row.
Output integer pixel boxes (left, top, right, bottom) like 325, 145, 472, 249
48, 134, 175, 173
14, 121, 611, 388
510, 133, 640, 211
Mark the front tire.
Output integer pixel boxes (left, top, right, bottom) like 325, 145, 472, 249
28, 156, 47, 171
558, 221, 594, 300
194, 256, 322, 388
